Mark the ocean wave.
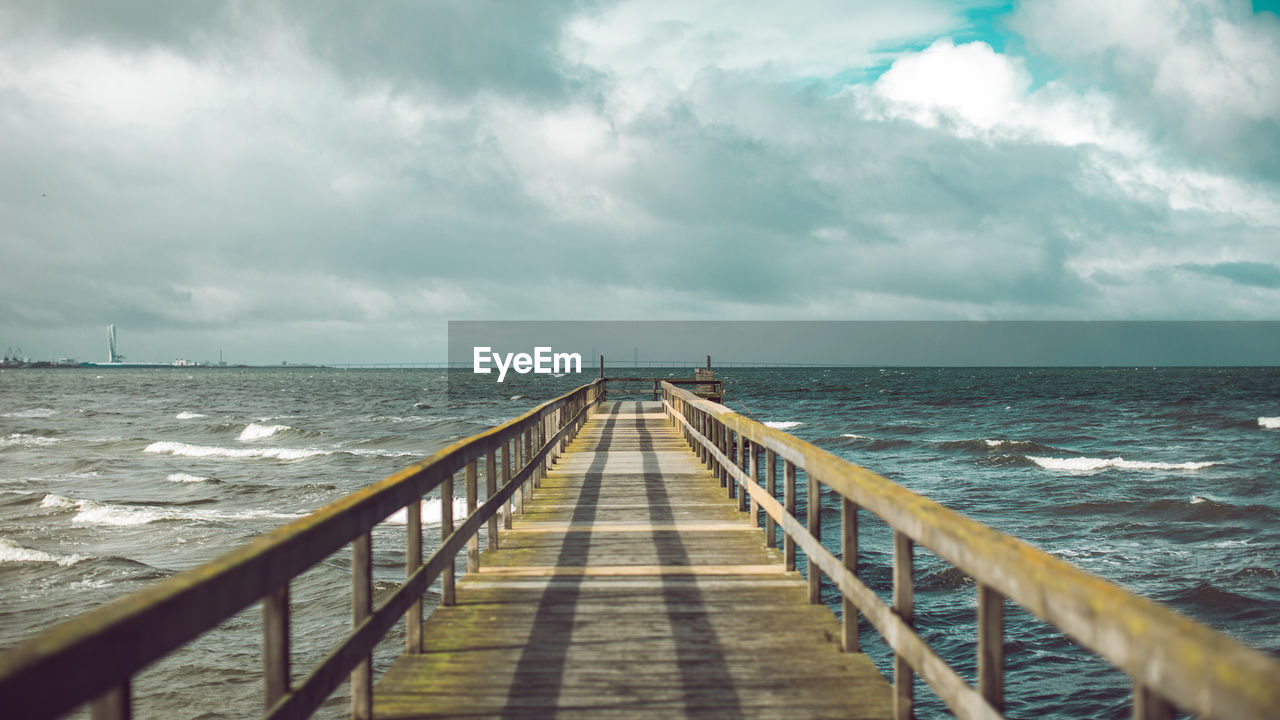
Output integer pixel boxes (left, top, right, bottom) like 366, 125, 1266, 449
0, 433, 60, 449
40, 493, 301, 526
1, 408, 57, 418
764, 421, 804, 430
1258, 417, 1280, 429
0, 537, 86, 566
144, 441, 330, 461
175, 411, 207, 420
382, 497, 473, 526
346, 448, 420, 458
1028, 456, 1218, 472
238, 423, 292, 441
938, 438, 1061, 454
166, 472, 215, 483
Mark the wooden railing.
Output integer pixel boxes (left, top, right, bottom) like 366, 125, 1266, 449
661, 381, 1280, 720
0, 379, 605, 720
602, 376, 723, 401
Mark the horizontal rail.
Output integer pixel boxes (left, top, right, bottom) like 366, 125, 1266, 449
661, 381, 1280, 720
604, 377, 722, 385
0, 379, 603, 720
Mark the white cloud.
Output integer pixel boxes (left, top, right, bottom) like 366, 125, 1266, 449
855, 38, 1280, 226
565, 0, 962, 88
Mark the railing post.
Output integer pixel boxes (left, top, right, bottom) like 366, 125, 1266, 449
808, 471, 822, 604
512, 437, 524, 516
503, 440, 513, 530
978, 584, 1004, 712
718, 422, 727, 487
842, 500, 859, 652
486, 451, 499, 550
466, 460, 479, 573
264, 584, 290, 707
1133, 684, 1175, 720
737, 434, 749, 512
442, 473, 455, 606
749, 440, 759, 524
351, 532, 372, 720
534, 420, 544, 488
765, 449, 777, 549
784, 460, 797, 572
894, 531, 914, 720
727, 430, 737, 501
524, 426, 534, 502
91, 682, 130, 720
406, 498, 422, 653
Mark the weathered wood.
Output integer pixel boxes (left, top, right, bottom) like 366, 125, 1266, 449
351, 533, 372, 720
894, 531, 914, 720
441, 475, 455, 607
466, 461, 479, 573
784, 460, 797, 572
264, 584, 291, 707
1134, 684, 1176, 720
766, 449, 777, 549
662, 382, 1280, 720
977, 584, 1004, 712
842, 499, 859, 653
372, 402, 894, 720
662, 395, 1006, 720
749, 440, 760, 526
90, 682, 129, 720
808, 472, 822, 605
0, 380, 602, 720
485, 451, 498, 551
405, 499, 422, 654
503, 439, 514, 529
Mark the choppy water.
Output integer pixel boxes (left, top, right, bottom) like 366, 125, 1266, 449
1, 367, 1277, 718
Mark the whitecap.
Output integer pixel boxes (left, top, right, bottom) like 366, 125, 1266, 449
842, 433, 871, 439
0, 433, 59, 448
42, 493, 301, 526
238, 423, 292, 441
2, 408, 57, 418
0, 537, 86, 566
1258, 417, 1280, 429
1028, 456, 1217, 472
144, 441, 329, 461
166, 472, 212, 483
382, 497, 472, 526
345, 448, 420, 458
764, 421, 804, 430
175, 411, 207, 420
1189, 495, 1207, 504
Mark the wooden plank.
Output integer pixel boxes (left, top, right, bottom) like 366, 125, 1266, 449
662, 384, 1280, 720
263, 585, 291, 707
351, 533, 372, 720
373, 401, 894, 720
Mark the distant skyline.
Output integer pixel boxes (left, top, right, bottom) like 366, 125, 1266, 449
3, 2, 1280, 364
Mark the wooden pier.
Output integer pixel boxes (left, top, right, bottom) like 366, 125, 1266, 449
1, 378, 1278, 720
373, 401, 890, 719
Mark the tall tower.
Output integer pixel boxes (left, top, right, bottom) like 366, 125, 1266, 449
107, 324, 118, 363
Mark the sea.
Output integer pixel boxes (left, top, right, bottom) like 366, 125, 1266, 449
1, 367, 1277, 719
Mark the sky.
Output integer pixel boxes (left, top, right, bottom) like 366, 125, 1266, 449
2, 1, 1279, 364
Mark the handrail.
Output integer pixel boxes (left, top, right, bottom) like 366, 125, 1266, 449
660, 381, 1280, 720
0, 379, 605, 720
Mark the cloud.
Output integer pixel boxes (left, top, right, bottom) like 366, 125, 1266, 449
1010, 0, 1280, 178
1181, 261, 1280, 288
0, 2, 1278, 362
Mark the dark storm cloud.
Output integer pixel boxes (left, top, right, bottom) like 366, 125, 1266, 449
0, 1, 1277, 363
1182, 261, 1280, 288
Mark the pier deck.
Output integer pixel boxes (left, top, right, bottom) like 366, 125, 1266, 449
372, 401, 892, 719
